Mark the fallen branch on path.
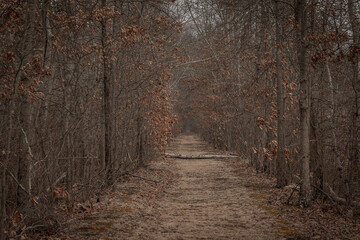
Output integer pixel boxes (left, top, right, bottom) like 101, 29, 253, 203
165, 153, 241, 159
126, 173, 159, 183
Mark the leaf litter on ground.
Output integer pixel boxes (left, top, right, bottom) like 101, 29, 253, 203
227, 158, 360, 240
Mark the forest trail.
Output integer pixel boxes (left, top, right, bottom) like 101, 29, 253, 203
132, 133, 285, 240
66, 133, 289, 240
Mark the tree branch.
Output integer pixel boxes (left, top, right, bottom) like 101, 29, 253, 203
0, 161, 30, 197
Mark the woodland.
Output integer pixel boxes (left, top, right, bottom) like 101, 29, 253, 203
0, 0, 359, 239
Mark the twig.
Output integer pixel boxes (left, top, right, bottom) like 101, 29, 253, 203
18, 124, 34, 160
311, 184, 335, 203
0, 161, 30, 196
175, 57, 214, 67
46, 172, 67, 192
286, 182, 301, 205
56, 157, 99, 160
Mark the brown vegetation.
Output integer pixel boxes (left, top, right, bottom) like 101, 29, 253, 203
0, 0, 360, 239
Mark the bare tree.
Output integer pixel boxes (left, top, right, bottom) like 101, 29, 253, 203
295, 0, 311, 206
275, 0, 287, 188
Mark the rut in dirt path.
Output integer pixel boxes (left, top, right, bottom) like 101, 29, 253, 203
132, 133, 284, 240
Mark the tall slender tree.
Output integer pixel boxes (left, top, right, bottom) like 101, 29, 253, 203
101, 0, 113, 185
295, 0, 311, 206
275, 0, 287, 188
347, 0, 360, 193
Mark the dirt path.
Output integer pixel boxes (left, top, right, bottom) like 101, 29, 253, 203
64, 133, 287, 240
130, 133, 283, 240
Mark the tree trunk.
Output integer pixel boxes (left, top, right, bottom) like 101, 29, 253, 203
295, 0, 311, 206
275, 0, 287, 188
0, 154, 5, 240
17, 92, 31, 205
17, 0, 36, 206
324, 58, 350, 200
0, 103, 13, 240
347, 0, 360, 193
102, 0, 113, 185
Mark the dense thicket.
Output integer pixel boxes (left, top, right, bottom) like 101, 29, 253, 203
0, 0, 180, 238
176, 0, 360, 206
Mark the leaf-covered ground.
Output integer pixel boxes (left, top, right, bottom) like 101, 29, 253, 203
51, 133, 359, 240
227, 159, 360, 239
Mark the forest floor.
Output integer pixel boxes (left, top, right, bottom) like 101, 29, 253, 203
52, 133, 360, 240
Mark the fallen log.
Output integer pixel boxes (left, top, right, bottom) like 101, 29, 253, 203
126, 173, 159, 183
325, 183, 360, 208
165, 153, 241, 159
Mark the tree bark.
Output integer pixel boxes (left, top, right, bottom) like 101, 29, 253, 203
324, 59, 342, 171
275, 0, 287, 188
101, 0, 113, 185
0, 105, 13, 240
17, 0, 36, 206
295, 0, 311, 206
347, 0, 360, 191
